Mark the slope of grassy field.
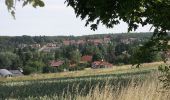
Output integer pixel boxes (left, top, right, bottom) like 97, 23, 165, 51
0, 62, 162, 82
0, 62, 167, 100
0, 62, 169, 99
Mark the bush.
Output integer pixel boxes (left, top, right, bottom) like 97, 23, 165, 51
43, 66, 67, 73
68, 63, 90, 71
42, 66, 51, 73
78, 63, 90, 68
23, 67, 37, 75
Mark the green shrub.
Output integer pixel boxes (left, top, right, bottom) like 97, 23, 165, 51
23, 67, 37, 75
43, 66, 60, 73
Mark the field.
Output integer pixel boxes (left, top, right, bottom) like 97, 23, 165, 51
0, 62, 169, 99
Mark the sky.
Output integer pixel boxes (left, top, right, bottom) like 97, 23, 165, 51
0, 0, 153, 36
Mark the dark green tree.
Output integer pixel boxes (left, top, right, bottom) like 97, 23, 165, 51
115, 43, 130, 56
69, 50, 82, 64
106, 43, 116, 63
55, 49, 63, 60
92, 47, 103, 61
0, 52, 20, 69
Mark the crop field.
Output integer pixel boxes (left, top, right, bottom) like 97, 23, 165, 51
0, 62, 169, 100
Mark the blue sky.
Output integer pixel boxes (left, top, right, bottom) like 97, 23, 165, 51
0, 0, 153, 36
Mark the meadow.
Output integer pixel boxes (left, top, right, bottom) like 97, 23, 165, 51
0, 62, 169, 100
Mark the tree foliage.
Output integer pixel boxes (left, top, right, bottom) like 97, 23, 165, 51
0, 52, 20, 69
65, 0, 170, 32
5, 0, 45, 18
69, 50, 82, 64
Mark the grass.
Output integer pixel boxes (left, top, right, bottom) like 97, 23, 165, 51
1, 72, 169, 100
0, 73, 149, 99
26, 75, 170, 100
0, 62, 169, 99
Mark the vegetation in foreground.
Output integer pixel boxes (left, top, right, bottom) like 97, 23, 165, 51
27, 75, 170, 100
1, 62, 169, 100
0, 71, 169, 100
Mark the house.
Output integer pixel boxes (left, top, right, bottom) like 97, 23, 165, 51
50, 60, 64, 67
91, 61, 113, 69
81, 55, 92, 62
9, 70, 23, 76
77, 40, 85, 45
120, 38, 130, 44
63, 40, 70, 45
93, 39, 103, 45
70, 40, 76, 45
104, 37, 111, 43
41, 47, 51, 52
129, 38, 137, 42
18, 44, 28, 48
30, 44, 41, 48
0, 69, 13, 77
46, 43, 56, 47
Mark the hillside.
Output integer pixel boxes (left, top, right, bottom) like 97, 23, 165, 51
0, 62, 168, 99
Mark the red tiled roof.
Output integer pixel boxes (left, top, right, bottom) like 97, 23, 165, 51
77, 40, 85, 44
81, 55, 92, 62
93, 39, 103, 43
50, 60, 64, 67
63, 41, 70, 45
70, 40, 76, 44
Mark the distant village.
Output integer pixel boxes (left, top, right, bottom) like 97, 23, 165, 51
1, 33, 169, 77
18, 37, 138, 52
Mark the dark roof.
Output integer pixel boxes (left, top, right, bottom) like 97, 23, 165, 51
9, 70, 23, 76
0, 69, 13, 77
50, 60, 64, 67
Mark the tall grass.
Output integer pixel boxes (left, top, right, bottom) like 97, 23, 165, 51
26, 73, 169, 100
0, 62, 169, 100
